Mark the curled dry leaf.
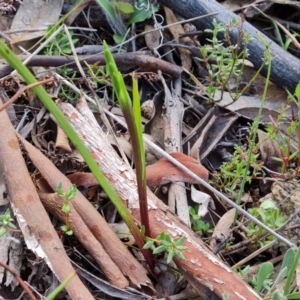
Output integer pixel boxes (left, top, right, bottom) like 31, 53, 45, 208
210, 208, 235, 253
146, 152, 208, 186
190, 184, 215, 217
68, 152, 209, 188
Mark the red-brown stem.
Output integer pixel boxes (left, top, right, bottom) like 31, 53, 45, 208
0, 260, 37, 300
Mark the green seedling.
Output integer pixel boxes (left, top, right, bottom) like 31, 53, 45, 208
272, 21, 299, 51
197, 18, 254, 101
262, 82, 300, 177
189, 205, 212, 235
0, 208, 17, 237
232, 34, 272, 225
56, 66, 78, 101
43, 28, 79, 56
287, 82, 300, 174
143, 231, 188, 264
255, 248, 300, 300
94, 0, 158, 43
0, 39, 146, 268
85, 62, 109, 88
56, 183, 77, 235
235, 247, 300, 299
247, 200, 285, 247
126, 0, 159, 27
103, 41, 150, 235
103, 41, 155, 269
213, 144, 261, 194
45, 270, 77, 300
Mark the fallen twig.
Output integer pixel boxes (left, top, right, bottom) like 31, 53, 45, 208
0, 99, 94, 300
0, 78, 53, 113
0, 52, 183, 79
0, 260, 36, 300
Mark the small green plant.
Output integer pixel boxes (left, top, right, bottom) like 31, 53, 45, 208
104, 41, 155, 268
143, 231, 188, 264
56, 66, 78, 101
263, 82, 300, 176
287, 82, 300, 174
272, 21, 299, 51
236, 247, 300, 299
0, 208, 17, 237
197, 18, 253, 101
45, 270, 77, 300
56, 183, 77, 235
0, 37, 149, 269
85, 62, 109, 89
189, 205, 212, 235
43, 27, 79, 56
94, 0, 159, 43
213, 144, 262, 194
247, 200, 285, 246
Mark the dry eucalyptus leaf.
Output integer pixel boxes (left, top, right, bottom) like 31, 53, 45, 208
10, 0, 64, 43
210, 208, 235, 250
190, 184, 215, 217
146, 152, 209, 187
144, 24, 161, 54
55, 126, 72, 153
257, 129, 281, 173
163, 6, 193, 70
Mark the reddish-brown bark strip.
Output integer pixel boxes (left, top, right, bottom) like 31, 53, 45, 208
57, 99, 261, 300
0, 102, 94, 300
18, 136, 152, 290
38, 192, 129, 289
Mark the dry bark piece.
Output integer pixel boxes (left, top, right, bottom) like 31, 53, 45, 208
163, 6, 193, 71
0, 100, 94, 300
19, 135, 152, 290
257, 129, 281, 172
159, 73, 188, 223
183, 105, 238, 162
58, 99, 261, 299
144, 91, 165, 147
10, 0, 64, 43
55, 126, 72, 153
68, 172, 98, 187
144, 24, 161, 54
210, 208, 235, 250
38, 192, 129, 288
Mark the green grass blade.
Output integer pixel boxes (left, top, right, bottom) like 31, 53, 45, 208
0, 39, 143, 248
46, 271, 76, 300
94, 0, 126, 35
103, 41, 154, 268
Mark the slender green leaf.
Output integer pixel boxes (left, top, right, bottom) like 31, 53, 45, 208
284, 247, 300, 295
286, 292, 300, 299
167, 250, 175, 264
94, 0, 126, 35
295, 82, 300, 100
153, 245, 167, 255
281, 248, 295, 274
0, 227, 6, 237
0, 38, 144, 254
116, 2, 134, 13
46, 271, 77, 300
256, 262, 273, 293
